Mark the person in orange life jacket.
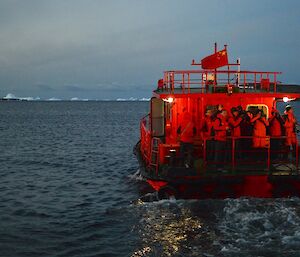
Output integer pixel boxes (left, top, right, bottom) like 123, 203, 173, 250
250, 110, 269, 148
177, 108, 196, 168
202, 109, 214, 161
212, 109, 229, 172
269, 108, 284, 159
283, 105, 297, 150
228, 107, 243, 137
228, 107, 243, 159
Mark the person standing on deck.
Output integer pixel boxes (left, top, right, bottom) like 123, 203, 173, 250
228, 107, 243, 159
212, 109, 229, 172
202, 109, 214, 161
250, 110, 269, 148
283, 105, 297, 151
269, 108, 284, 159
177, 108, 196, 168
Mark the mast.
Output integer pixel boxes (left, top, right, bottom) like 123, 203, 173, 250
214, 42, 217, 92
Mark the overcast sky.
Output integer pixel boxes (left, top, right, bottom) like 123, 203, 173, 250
0, 0, 299, 100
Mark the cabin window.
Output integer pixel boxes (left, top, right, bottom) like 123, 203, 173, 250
246, 104, 269, 118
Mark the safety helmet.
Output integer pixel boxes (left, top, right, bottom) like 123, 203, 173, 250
285, 105, 292, 111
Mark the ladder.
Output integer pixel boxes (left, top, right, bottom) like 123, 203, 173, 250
149, 137, 161, 175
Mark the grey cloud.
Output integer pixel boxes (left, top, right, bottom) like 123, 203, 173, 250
0, 0, 299, 99
35, 84, 55, 91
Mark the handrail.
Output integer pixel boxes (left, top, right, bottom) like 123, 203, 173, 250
161, 69, 282, 94
140, 114, 151, 164
202, 135, 298, 171
140, 115, 299, 173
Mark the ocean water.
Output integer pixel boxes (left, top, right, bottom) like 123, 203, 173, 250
1, 101, 300, 257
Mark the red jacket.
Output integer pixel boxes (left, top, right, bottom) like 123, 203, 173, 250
284, 112, 297, 146
251, 117, 269, 148
212, 117, 228, 141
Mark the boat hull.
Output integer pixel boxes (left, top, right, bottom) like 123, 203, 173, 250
135, 147, 300, 199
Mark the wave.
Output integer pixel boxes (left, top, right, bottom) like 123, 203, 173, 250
216, 198, 300, 255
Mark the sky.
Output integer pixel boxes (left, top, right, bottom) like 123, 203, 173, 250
0, 0, 300, 100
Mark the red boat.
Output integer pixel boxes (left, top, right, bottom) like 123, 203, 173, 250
135, 44, 300, 199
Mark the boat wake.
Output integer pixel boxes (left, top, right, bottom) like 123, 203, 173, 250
128, 169, 145, 182
129, 197, 300, 256
215, 198, 300, 256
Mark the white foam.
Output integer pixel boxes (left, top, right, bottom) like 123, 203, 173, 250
128, 169, 144, 181
215, 198, 300, 253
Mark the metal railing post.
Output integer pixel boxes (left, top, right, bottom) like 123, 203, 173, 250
232, 137, 235, 171
267, 136, 271, 170
203, 138, 207, 169
188, 72, 190, 93
296, 139, 299, 168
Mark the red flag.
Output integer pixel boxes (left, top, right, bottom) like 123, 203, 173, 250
201, 48, 228, 69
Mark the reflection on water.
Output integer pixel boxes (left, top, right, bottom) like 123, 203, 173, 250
131, 200, 222, 257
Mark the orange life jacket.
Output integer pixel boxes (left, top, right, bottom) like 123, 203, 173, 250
284, 112, 297, 146
212, 117, 228, 142
269, 115, 282, 137
252, 118, 269, 148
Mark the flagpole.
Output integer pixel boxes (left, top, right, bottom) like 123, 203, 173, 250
237, 58, 240, 87
214, 42, 217, 92
224, 44, 230, 84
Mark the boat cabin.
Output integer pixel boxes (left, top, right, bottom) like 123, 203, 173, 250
140, 50, 300, 177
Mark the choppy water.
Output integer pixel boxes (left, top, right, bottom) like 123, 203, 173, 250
1, 101, 300, 257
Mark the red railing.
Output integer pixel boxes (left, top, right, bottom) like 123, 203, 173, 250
203, 136, 299, 171
161, 70, 281, 94
140, 114, 151, 164
140, 116, 299, 173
